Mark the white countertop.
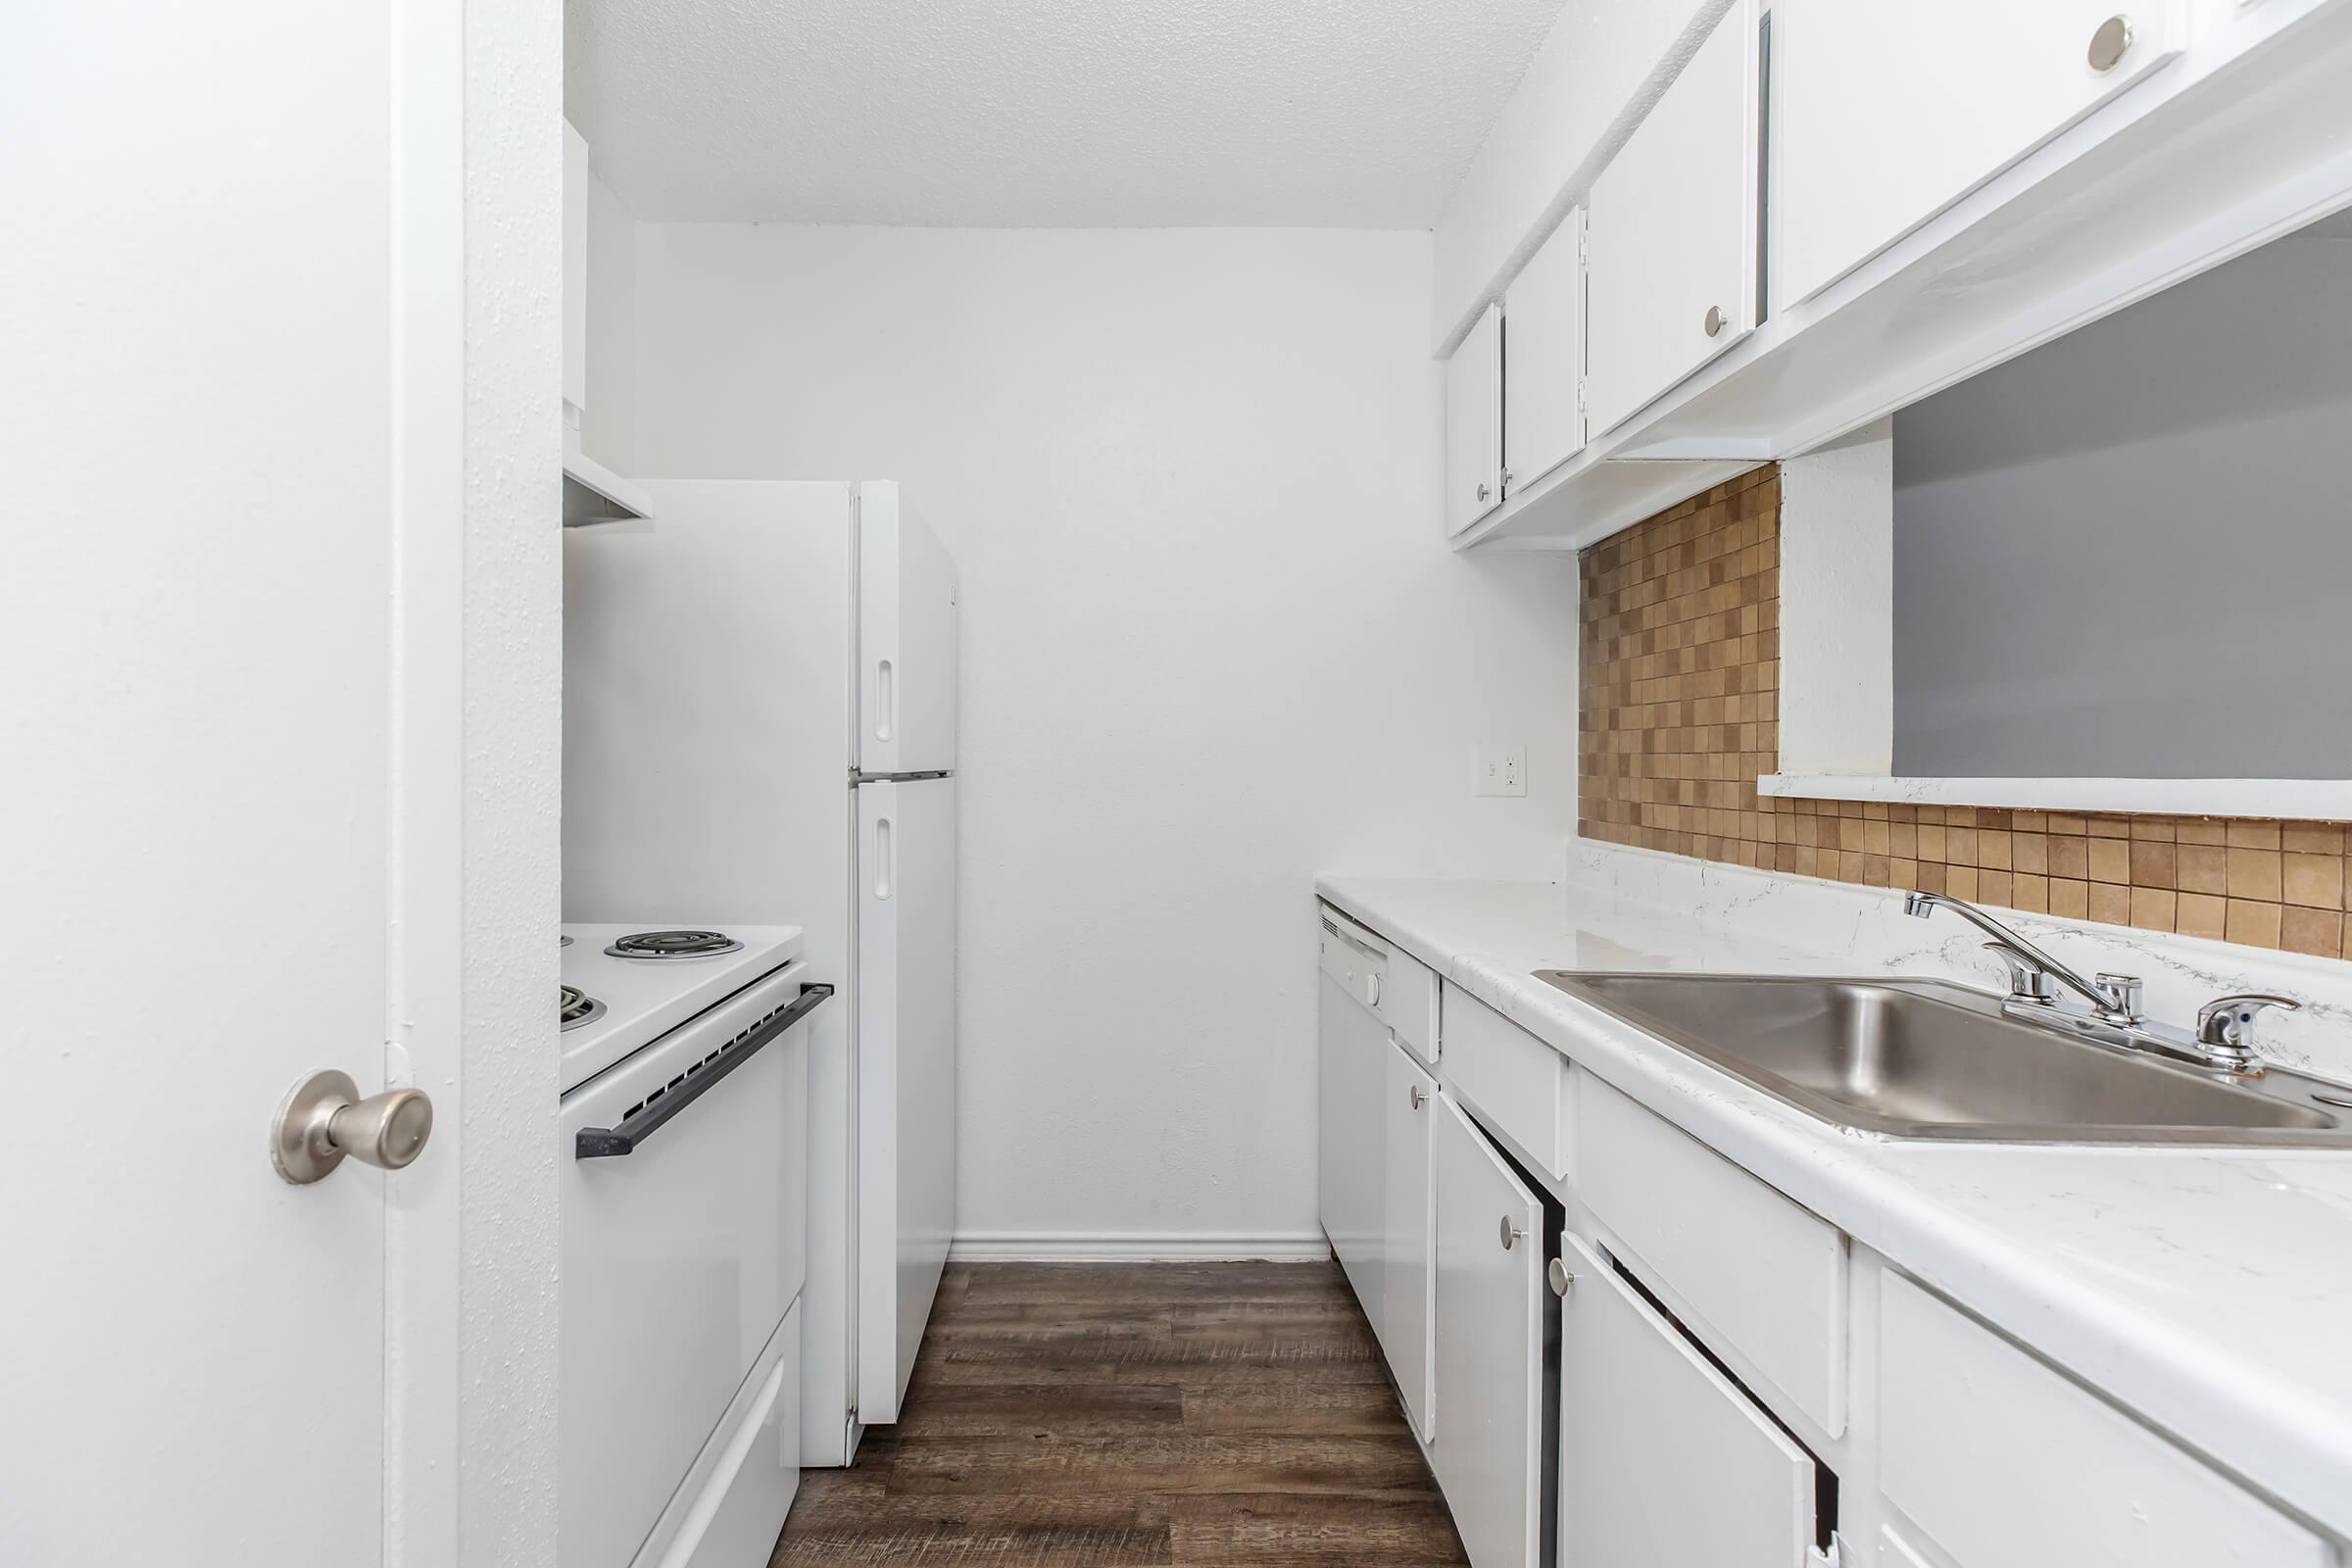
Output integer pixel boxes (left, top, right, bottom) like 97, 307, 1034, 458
1317, 868, 2352, 1544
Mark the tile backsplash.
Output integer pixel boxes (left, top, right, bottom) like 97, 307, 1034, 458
1577, 466, 2351, 957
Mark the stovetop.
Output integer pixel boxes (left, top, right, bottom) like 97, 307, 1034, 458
559, 922, 805, 1095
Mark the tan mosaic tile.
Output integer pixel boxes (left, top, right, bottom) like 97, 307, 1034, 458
1576, 465, 2352, 955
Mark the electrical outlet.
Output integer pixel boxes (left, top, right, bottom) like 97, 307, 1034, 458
1475, 742, 1528, 798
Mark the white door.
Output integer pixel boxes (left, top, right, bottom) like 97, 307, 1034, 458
1503, 211, 1587, 493
1775, 0, 2186, 308
1586, 0, 1762, 434
1446, 303, 1505, 534
1382, 1041, 1438, 1443
2, 3, 476, 1563
1432, 1097, 1545, 1568
856, 775, 958, 1422
1557, 1235, 1818, 1568
858, 481, 958, 776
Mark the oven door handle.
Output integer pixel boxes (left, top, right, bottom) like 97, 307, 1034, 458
574, 982, 833, 1159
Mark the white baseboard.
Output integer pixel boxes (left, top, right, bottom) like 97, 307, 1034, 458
949, 1230, 1333, 1263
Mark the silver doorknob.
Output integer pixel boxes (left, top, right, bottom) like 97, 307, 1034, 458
1500, 1215, 1526, 1250
1548, 1258, 1577, 1297
2087, 14, 2133, 71
1703, 305, 1728, 338
271, 1069, 434, 1185
1409, 1083, 1428, 1109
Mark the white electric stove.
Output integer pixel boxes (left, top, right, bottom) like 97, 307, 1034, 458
557, 921, 828, 1568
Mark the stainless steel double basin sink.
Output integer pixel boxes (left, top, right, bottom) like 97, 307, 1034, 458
1536, 972, 2352, 1146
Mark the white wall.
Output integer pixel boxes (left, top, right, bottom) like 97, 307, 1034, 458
582, 166, 640, 471
1892, 214, 2352, 779
630, 224, 1578, 1251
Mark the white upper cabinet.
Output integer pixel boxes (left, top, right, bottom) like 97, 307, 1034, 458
1445, 303, 1504, 535
1775, 0, 2186, 309
1501, 210, 1585, 496
1586, 0, 1762, 436
563, 119, 588, 421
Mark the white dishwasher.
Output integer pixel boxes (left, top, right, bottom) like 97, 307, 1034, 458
1317, 906, 1396, 1335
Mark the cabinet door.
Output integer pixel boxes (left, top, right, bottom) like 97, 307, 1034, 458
1433, 1096, 1544, 1568
1558, 1235, 1817, 1568
1776, 0, 2185, 308
1445, 303, 1503, 534
1317, 970, 1387, 1338
1586, 1, 1760, 436
1383, 1041, 1437, 1443
563, 118, 588, 418
1502, 210, 1585, 495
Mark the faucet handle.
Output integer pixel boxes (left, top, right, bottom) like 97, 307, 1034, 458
1984, 942, 2060, 1004
2197, 993, 2300, 1049
2096, 972, 2145, 1020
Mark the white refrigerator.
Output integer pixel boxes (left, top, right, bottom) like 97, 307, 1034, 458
564, 479, 956, 1464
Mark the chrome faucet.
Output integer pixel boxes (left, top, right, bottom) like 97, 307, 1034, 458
1902, 890, 2299, 1075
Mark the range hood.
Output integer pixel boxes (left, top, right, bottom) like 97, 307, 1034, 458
563, 426, 653, 527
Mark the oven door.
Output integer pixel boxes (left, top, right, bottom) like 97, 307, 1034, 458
560, 961, 817, 1568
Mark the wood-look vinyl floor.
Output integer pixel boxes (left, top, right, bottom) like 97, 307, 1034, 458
770, 1259, 1470, 1566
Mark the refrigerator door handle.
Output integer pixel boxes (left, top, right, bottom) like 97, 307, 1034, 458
874, 814, 894, 901
874, 659, 895, 743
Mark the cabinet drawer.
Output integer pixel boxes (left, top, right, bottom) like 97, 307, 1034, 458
1381, 946, 1440, 1068
1440, 984, 1567, 1179
1559, 1236, 1819, 1568
1878, 1273, 2330, 1568
1576, 1076, 1845, 1436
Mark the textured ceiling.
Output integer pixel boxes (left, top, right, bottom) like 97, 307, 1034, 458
565, 0, 1568, 225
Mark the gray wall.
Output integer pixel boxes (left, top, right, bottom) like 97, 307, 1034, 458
1892, 213, 2352, 779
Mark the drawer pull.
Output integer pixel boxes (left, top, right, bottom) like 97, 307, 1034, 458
1409, 1084, 1427, 1110
1500, 1215, 1526, 1250
1549, 1258, 1577, 1297
2087, 14, 2133, 72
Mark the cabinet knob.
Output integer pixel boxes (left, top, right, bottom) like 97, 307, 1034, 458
2087, 14, 2134, 72
1409, 1083, 1427, 1110
1703, 305, 1728, 338
1499, 1215, 1526, 1250
1475, 482, 1492, 504
1548, 1258, 1576, 1297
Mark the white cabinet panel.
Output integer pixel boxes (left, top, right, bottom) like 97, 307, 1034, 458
1878, 1272, 2330, 1568
1586, 1, 1761, 435
563, 118, 589, 418
1776, 0, 2186, 308
1558, 1235, 1817, 1568
1383, 1041, 1437, 1443
1446, 303, 1503, 534
1433, 1095, 1544, 1568
1442, 982, 1567, 1180
1576, 1075, 1846, 1437
1502, 210, 1585, 494
1318, 964, 1388, 1338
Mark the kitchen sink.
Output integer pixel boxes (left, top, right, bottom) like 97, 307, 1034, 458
1536, 972, 2352, 1146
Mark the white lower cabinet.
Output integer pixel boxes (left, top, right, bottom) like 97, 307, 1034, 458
1433, 1094, 1546, 1568
1383, 1040, 1437, 1442
1557, 1234, 1820, 1568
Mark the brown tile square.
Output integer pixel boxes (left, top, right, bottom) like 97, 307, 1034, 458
2228, 848, 2283, 903
2177, 845, 2228, 897
2176, 819, 2228, 847
1864, 820, 1891, 857
2048, 835, 2089, 881
1889, 822, 1918, 859
1914, 860, 1948, 896
2226, 900, 2283, 950
2048, 879, 2088, 920
1978, 870, 2013, 908
1978, 831, 2012, 871
1918, 825, 1948, 863
2281, 906, 2343, 959
1945, 865, 1980, 902
2176, 892, 2228, 941
2128, 841, 2175, 891
2228, 820, 2282, 851
1945, 828, 1978, 866
2087, 838, 2131, 886
2085, 816, 2131, 840
2011, 874, 2048, 914
2048, 813, 2087, 836
2129, 887, 2177, 933
2281, 853, 2343, 909
2086, 882, 2131, 925
2283, 824, 2345, 857
2012, 833, 2047, 876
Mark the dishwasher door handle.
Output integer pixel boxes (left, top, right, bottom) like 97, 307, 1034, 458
574, 983, 833, 1159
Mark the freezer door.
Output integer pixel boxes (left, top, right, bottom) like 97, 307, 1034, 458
855, 775, 957, 1422
857, 482, 957, 776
